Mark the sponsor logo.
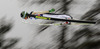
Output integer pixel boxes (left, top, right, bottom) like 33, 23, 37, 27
36, 16, 51, 20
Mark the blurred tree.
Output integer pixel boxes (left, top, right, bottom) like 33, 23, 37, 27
81, 0, 100, 20
68, 0, 100, 49
57, 0, 73, 49
0, 19, 19, 49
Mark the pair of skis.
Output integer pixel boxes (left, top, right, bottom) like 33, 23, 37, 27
21, 11, 96, 25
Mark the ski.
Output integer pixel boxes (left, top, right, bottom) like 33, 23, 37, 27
26, 14, 96, 24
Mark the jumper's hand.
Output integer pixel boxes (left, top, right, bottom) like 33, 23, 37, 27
49, 8, 55, 13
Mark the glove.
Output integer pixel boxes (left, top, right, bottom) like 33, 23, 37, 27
49, 8, 55, 13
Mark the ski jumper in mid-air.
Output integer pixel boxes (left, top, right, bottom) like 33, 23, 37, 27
28, 9, 73, 24
21, 9, 96, 25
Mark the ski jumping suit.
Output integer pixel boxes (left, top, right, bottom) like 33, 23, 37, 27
40, 13, 73, 24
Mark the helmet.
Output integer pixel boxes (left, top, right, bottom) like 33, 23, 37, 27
21, 11, 28, 20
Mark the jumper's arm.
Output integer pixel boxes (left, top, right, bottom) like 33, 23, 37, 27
32, 8, 55, 14
32, 11, 49, 14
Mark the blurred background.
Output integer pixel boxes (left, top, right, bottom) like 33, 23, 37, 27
0, 0, 100, 49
